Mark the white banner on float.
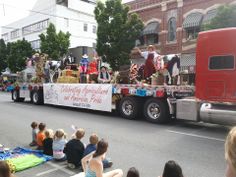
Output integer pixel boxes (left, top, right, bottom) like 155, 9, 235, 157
43, 84, 112, 112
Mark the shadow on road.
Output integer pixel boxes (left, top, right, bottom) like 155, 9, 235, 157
6, 99, 230, 135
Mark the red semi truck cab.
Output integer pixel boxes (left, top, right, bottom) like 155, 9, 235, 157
196, 28, 236, 103
177, 28, 236, 125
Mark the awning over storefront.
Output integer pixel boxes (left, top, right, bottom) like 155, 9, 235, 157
180, 53, 196, 73
1, 67, 11, 75
202, 9, 218, 24
183, 12, 203, 28
142, 22, 159, 35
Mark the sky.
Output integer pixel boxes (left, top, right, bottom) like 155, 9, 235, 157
0, 0, 134, 34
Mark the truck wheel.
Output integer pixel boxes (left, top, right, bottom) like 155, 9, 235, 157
19, 98, 25, 102
144, 98, 170, 123
12, 90, 20, 102
12, 90, 25, 102
32, 90, 44, 105
30, 91, 34, 103
119, 97, 140, 120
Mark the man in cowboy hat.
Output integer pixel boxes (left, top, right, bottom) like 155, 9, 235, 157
98, 65, 111, 83
80, 54, 90, 83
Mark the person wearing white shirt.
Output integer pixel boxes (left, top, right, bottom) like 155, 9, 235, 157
138, 45, 164, 70
139, 45, 160, 60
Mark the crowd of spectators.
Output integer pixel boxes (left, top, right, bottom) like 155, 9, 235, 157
1, 122, 236, 177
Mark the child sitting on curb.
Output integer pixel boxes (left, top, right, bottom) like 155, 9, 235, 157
83, 133, 113, 168
43, 129, 54, 156
29, 122, 38, 147
53, 129, 67, 161
64, 128, 85, 169
36, 123, 46, 150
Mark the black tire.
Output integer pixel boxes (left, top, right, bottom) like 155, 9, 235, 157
19, 98, 25, 102
119, 96, 141, 120
12, 90, 20, 102
30, 91, 34, 103
31, 90, 44, 105
144, 98, 170, 123
113, 99, 120, 116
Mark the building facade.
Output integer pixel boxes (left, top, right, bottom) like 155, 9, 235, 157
126, 0, 236, 79
1, 0, 97, 61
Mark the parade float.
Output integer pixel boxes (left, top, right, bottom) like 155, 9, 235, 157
11, 49, 193, 123
11, 28, 236, 125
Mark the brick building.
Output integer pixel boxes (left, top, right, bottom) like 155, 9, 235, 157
126, 0, 236, 80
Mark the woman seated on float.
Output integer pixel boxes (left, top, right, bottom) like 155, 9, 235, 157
97, 66, 111, 84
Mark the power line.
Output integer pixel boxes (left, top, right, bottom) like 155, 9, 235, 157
2, 4, 5, 16
71, 34, 96, 40
0, 4, 55, 33
0, 2, 97, 38
0, 26, 15, 30
1, 25, 46, 33
0, 25, 96, 41
24, 5, 56, 19
0, 3, 97, 26
129, 0, 218, 13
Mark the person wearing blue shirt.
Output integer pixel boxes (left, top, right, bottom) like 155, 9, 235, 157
84, 134, 113, 168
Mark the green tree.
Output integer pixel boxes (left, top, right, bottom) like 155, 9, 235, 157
7, 39, 34, 72
95, 0, 143, 70
0, 39, 7, 73
39, 23, 71, 60
202, 5, 236, 31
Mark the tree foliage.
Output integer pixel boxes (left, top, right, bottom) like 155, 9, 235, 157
39, 23, 71, 60
6, 39, 34, 73
95, 0, 143, 70
0, 39, 7, 72
202, 5, 236, 31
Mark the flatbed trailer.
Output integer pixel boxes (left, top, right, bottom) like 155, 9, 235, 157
11, 83, 194, 123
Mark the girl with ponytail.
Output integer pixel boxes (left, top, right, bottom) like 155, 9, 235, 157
82, 139, 123, 177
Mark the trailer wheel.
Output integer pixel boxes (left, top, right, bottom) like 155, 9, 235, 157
32, 90, 44, 105
12, 90, 20, 102
30, 91, 34, 103
144, 98, 170, 123
19, 97, 25, 102
119, 97, 140, 120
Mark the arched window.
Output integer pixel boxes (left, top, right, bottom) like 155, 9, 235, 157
168, 17, 176, 42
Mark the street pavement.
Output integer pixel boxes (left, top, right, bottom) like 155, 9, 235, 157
0, 92, 230, 177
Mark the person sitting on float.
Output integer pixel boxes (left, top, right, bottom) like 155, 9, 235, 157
88, 55, 99, 75
79, 54, 90, 83
80, 54, 90, 74
98, 66, 111, 83
87, 56, 100, 83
